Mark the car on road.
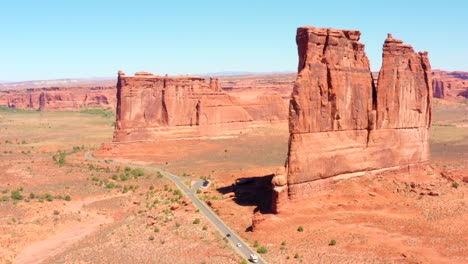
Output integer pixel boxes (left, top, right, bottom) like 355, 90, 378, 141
249, 254, 259, 263
201, 180, 210, 188
236, 242, 242, 247
226, 233, 231, 237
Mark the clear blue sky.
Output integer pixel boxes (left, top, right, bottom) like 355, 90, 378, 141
1, 0, 467, 81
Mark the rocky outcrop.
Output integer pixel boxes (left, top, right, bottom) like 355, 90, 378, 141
113, 72, 253, 141
0, 86, 115, 110
241, 94, 289, 122
272, 27, 432, 213
432, 70, 468, 100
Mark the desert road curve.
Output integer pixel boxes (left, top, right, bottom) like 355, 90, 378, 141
85, 151, 267, 264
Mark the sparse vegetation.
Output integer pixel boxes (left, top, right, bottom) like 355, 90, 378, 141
257, 246, 267, 254
79, 108, 115, 118
329, 239, 336, 246
52, 151, 67, 166
452, 182, 459, 188
297, 226, 304, 232
11, 189, 24, 200
193, 218, 200, 224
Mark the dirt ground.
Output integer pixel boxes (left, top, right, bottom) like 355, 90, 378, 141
0, 109, 240, 264
96, 99, 468, 264
1, 99, 467, 264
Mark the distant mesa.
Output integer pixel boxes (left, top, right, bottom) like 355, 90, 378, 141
113, 72, 254, 141
272, 26, 433, 213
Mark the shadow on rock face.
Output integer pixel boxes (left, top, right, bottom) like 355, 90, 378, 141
216, 174, 274, 215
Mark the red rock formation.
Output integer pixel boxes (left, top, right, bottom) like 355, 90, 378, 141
113, 72, 253, 141
272, 27, 432, 213
0, 86, 116, 110
431, 70, 468, 100
241, 94, 289, 122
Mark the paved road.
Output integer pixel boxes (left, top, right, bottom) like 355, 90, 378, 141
85, 151, 267, 264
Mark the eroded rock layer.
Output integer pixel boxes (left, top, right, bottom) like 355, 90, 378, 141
272, 27, 432, 213
0, 86, 115, 110
113, 72, 253, 141
431, 70, 468, 100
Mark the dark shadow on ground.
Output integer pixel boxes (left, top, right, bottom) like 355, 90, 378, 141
216, 174, 274, 215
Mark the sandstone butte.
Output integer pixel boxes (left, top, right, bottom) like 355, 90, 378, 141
432, 70, 468, 99
0, 86, 115, 111
271, 26, 433, 213
113, 71, 254, 142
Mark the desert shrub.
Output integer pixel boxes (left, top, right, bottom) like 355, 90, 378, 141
149, 185, 154, 191
154, 227, 160, 232
281, 241, 286, 246
11, 189, 23, 200
29, 192, 35, 199
253, 240, 259, 247
131, 168, 144, 177
452, 182, 459, 188
329, 239, 336, 246
119, 174, 131, 181
52, 151, 66, 166
202, 225, 208, 231
106, 182, 115, 189
257, 246, 267, 254
297, 226, 304, 232
40, 193, 53, 202
175, 222, 181, 228
92, 176, 99, 182
53, 210, 60, 215
111, 174, 118, 180
64, 195, 71, 201
157, 172, 163, 178
79, 108, 115, 118
196, 189, 202, 194
148, 235, 155, 241
294, 253, 300, 259
240, 261, 248, 264
173, 189, 183, 197
193, 218, 200, 224
1, 196, 9, 202
125, 166, 131, 172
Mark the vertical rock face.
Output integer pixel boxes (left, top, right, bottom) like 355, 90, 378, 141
431, 70, 468, 100
0, 87, 115, 110
113, 72, 253, 141
272, 27, 432, 213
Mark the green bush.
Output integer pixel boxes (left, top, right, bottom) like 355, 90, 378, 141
193, 218, 200, 224
53, 151, 66, 166
106, 182, 115, 189
53, 210, 60, 215
202, 225, 208, 231
253, 240, 259, 247
452, 182, 459, 188
64, 195, 71, 201
329, 239, 336, 246
119, 174, 131, 181
11, 189, 23, 200
257, 246, 268, 254
131, 168, 144, 177
297, 226, 304, 232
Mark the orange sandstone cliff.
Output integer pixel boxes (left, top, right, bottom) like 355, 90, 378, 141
272, 27, 432, 213
0, 86, 115, 110
113, 71, 253, 141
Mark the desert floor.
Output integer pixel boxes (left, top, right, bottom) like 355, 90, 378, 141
1, 99, 467, 264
